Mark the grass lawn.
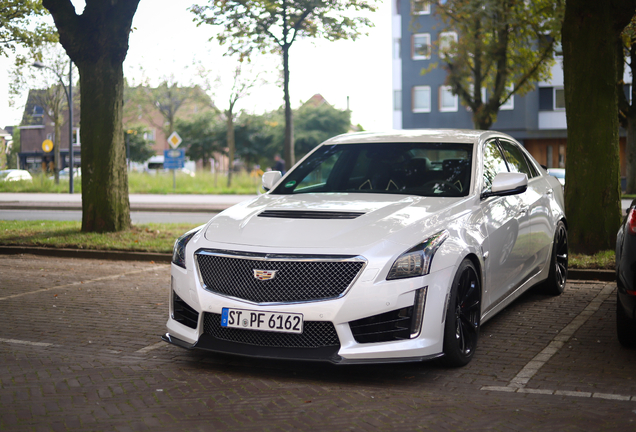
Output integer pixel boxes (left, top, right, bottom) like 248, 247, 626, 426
0, 171, 262, 195
0, 220, 616, 269
0, 220, 200, 254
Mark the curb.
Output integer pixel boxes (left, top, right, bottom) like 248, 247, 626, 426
568, 268, 615, 282
0, 245, 172, 263
0, 245, 617, 281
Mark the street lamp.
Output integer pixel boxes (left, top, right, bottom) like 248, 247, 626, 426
32, 60, 75, 194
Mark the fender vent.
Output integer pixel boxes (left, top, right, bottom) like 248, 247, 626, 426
258, 210, 364, 219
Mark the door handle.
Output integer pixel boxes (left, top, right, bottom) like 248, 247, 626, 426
518, 206, 528, 217
546, 189, 553, 196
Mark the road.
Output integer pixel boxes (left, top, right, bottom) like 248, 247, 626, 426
0, 209, 215, 224
1, 254, 635, 431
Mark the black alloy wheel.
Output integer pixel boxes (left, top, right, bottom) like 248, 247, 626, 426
544, 221, 568, 296
442, 259, 481, 367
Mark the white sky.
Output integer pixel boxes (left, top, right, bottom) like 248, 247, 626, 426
0, 0, 392, 131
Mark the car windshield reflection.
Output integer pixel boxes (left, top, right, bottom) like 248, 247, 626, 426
271, 142, 473, 197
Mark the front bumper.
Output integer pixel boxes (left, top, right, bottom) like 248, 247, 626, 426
166, 255, 456, 364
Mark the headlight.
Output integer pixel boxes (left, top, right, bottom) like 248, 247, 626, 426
172, 226, 204, 269
387, 230, 449, 280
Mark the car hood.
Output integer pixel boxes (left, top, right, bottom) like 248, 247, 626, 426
203, 193, 467, 250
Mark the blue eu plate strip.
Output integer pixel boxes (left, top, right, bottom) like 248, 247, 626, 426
221, 308, 229, 327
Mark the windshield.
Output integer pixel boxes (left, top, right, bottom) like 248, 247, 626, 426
271, 142, 473, 197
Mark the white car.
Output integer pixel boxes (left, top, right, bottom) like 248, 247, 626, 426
0, 169, 32, 182
164, 129, 568, 366
547, 168, 565, 186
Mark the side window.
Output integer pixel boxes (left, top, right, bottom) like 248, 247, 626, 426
498, 140, 535, 179
483, 140, 508, 191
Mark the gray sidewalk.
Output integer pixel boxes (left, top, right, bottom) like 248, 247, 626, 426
0, 193, 258, 212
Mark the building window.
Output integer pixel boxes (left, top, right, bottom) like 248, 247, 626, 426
412, 0, 430, 15
500, 85, 514, 110
413, 86, 431, 113
393, 38, 401, 59
32, 106, 44, 117
412, 33, 431, 60
539, 87, 553, 111
395, 0, 401, 14
73, 127, 81, 146
439, 86, 458, 112
438, 31, 457, 58
394, 90, 402, 111
554, 87, 565, 110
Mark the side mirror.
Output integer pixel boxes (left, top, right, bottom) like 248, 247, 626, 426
482, 172, 528, 199
262, 171, 282, 191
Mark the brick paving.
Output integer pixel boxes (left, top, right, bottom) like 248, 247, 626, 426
1, 254, 636, 431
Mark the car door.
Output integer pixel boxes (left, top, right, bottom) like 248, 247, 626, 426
480, 139, 531, 312
498, 139, 552, 271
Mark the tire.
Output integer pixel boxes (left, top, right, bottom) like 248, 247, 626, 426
441, 259, 481, 367
543, 221, 568, 296
616, 295, 636, 348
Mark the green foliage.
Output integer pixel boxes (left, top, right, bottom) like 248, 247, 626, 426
433, 0, 564, 129
6, 128, 20, 169
0, 0, 58, 62
191, 0, 378, 167
176, 111, 225, 168
191, 0, 378, 56
294, 103, 350, 158
125, 126, 155, 164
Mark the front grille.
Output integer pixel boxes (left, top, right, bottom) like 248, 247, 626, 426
172, 291, 199, 329
203, 313, 340, 348
195, 250, 365, 303
349, 307, 414, 343
258, 210, 364, 219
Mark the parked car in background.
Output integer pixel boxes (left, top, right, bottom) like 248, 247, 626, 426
49, 167, 81, 180
164, 129, 567, 367
616, 198, 636, 347
0, 169, 32, 182
547, 168, 565, 186
59, 167, 81, 178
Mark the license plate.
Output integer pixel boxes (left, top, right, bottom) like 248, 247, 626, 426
221, 308, 304, 334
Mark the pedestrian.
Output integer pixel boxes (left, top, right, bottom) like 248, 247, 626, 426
273, 154, 286, 174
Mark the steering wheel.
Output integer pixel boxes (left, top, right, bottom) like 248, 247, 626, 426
422, 180, 462, 194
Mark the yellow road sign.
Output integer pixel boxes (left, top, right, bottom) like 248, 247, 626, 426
42, 139, 53, 153
167, 131, 182, 149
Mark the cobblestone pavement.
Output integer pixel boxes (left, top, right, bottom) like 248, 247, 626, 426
1, 254, 635, 432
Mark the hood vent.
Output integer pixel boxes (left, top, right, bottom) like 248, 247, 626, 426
258, 210, 365, 220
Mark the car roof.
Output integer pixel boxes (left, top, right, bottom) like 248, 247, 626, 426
322, 129, 508, 145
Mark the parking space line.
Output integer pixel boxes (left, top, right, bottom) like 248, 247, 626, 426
135, 341, 166, 354
0, 265, 166, 301
481, 386, 635, 401
480, 283, 633, 401
0, 338, 53, 347
506, 284, 615, 389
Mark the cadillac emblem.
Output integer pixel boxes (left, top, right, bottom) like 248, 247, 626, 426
253, 269, 277, 281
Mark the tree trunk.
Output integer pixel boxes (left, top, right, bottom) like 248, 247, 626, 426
562, 0, 625, 254
79, 59, 130, 232
226, 110, 235, 187
43, 0, 138, 232
283, 44, 294, 168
